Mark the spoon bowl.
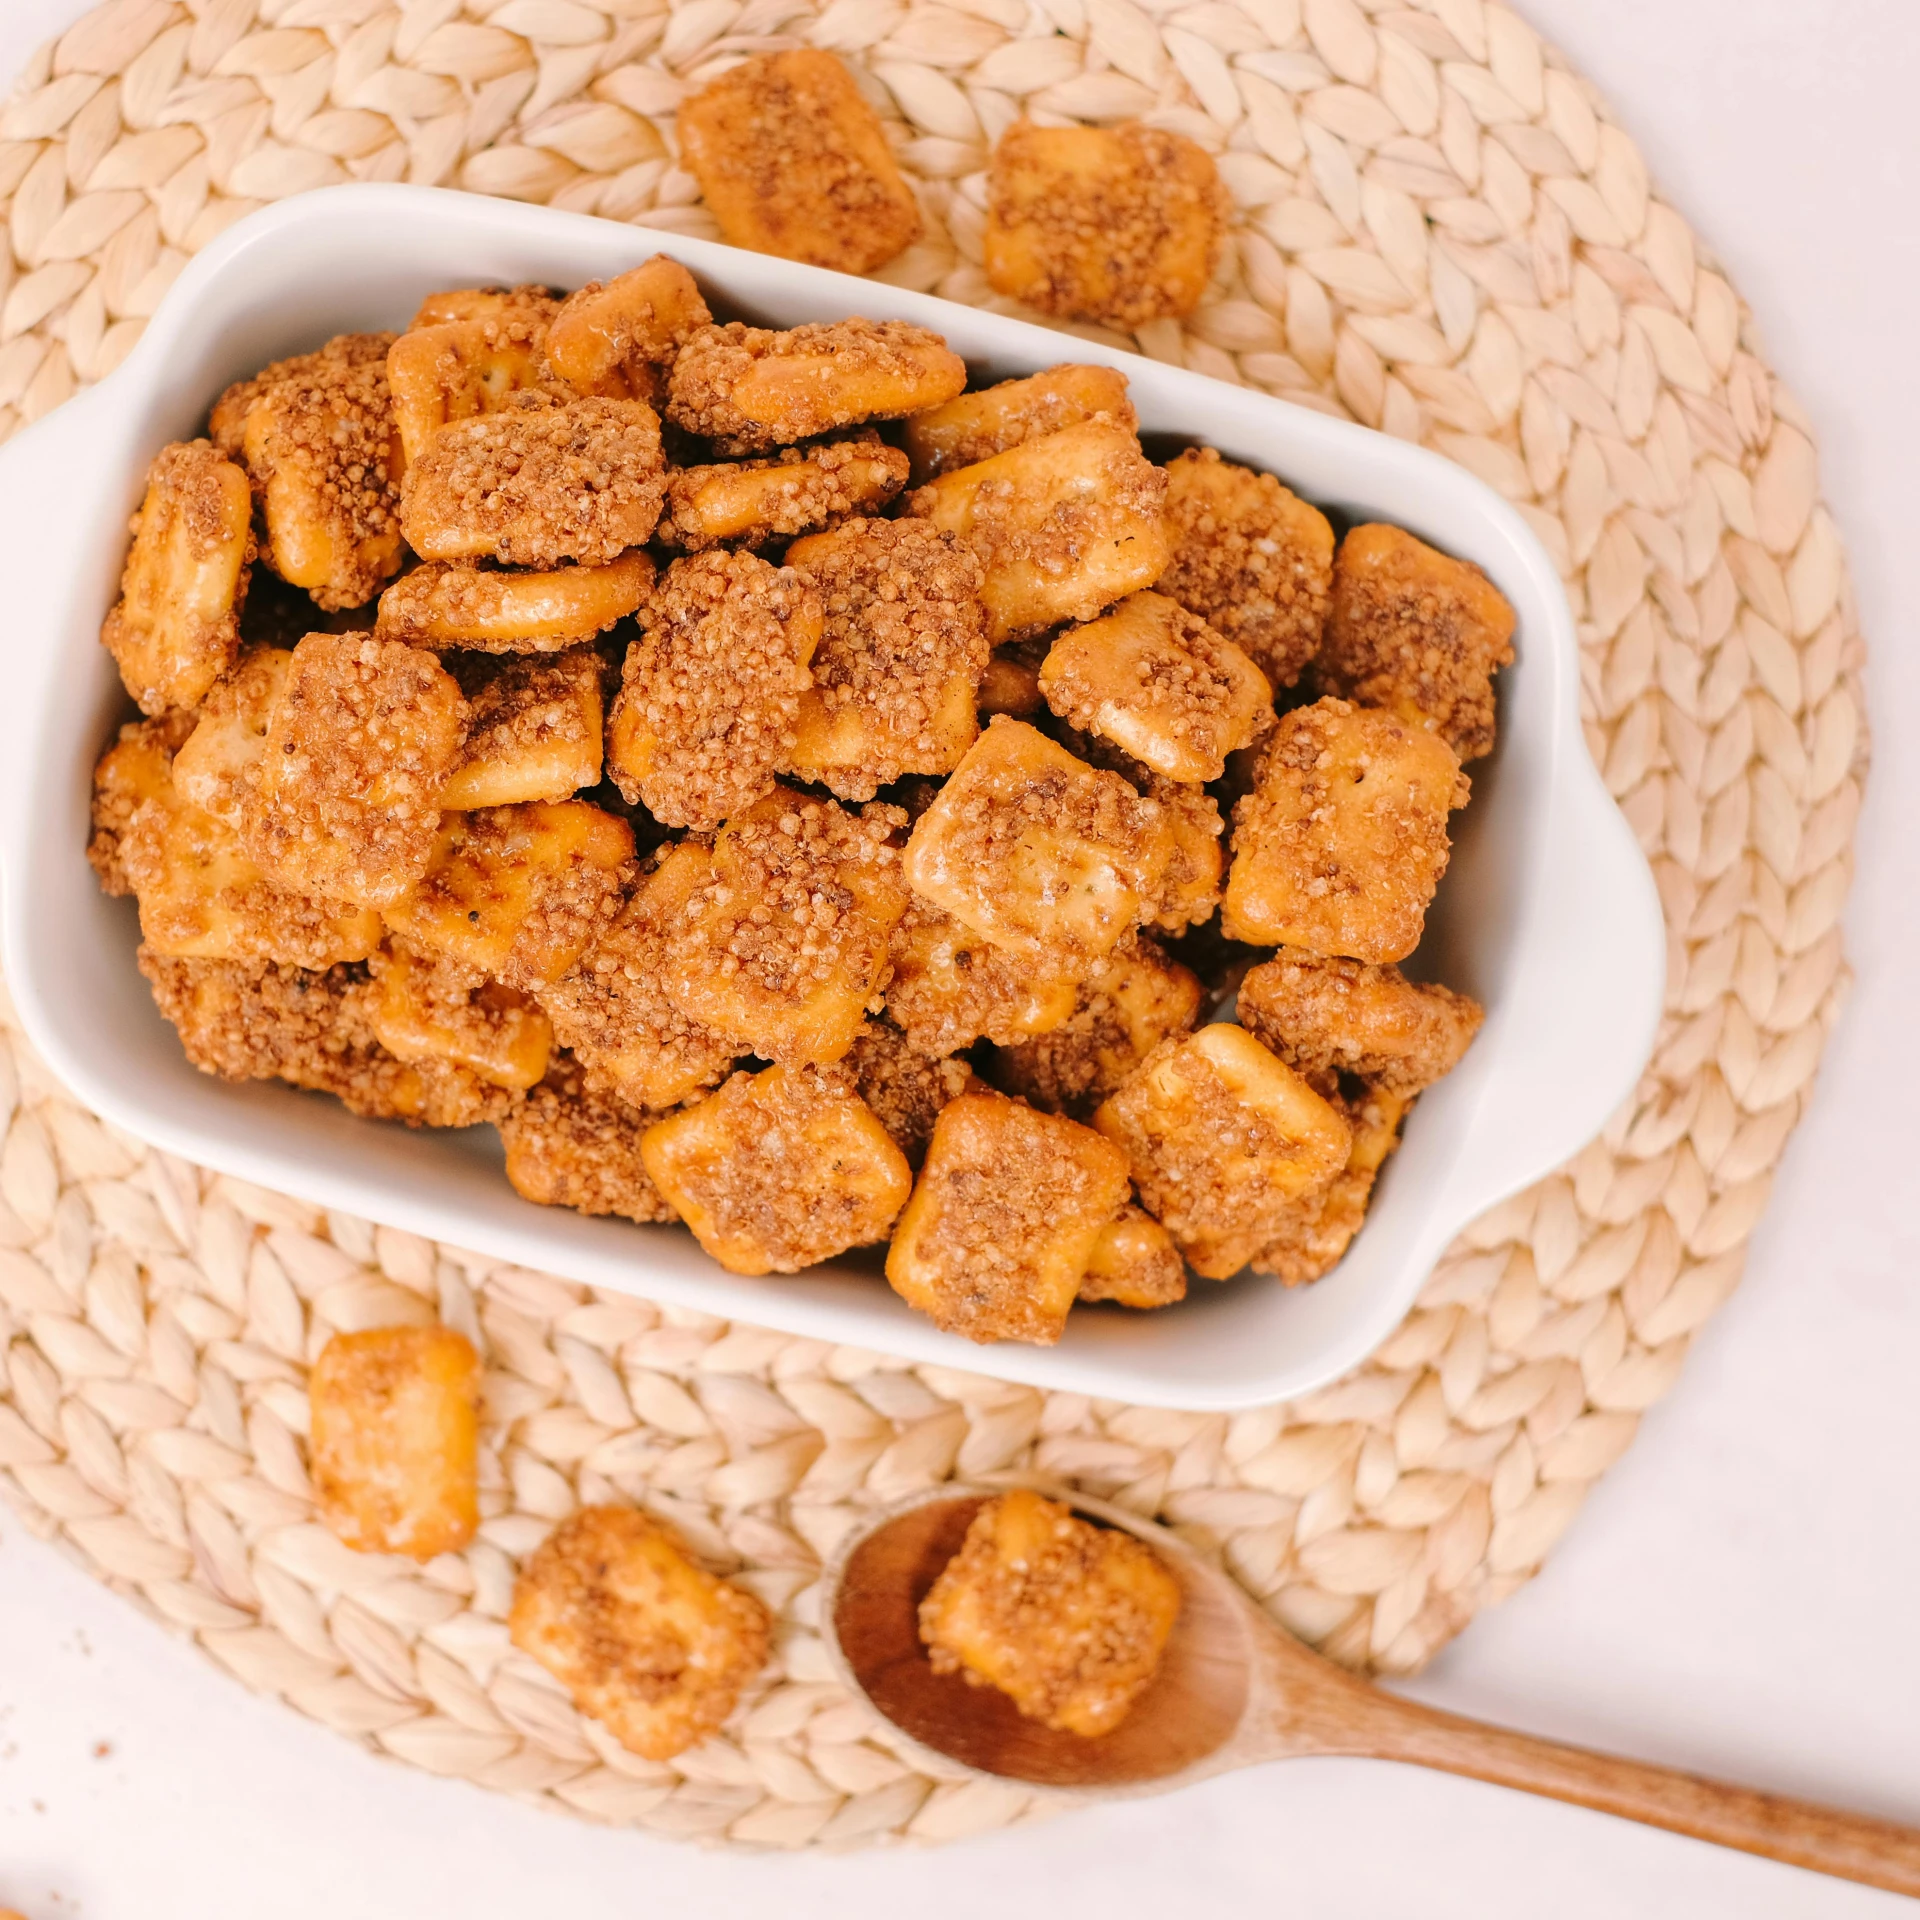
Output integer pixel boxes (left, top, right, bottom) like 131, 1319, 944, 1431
823, 1480, 1920, 1895
827, 1486, 1253, 1791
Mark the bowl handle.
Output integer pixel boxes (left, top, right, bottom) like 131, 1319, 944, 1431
1452, 763, 1668, 1213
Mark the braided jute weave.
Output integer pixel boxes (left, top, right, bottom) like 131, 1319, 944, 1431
0, 0, 1868, 1852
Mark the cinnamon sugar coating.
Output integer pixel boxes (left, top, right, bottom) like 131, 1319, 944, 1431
986, 932, 1202, 1120
606, 549, 821, 830
885, 1090, 1130, 1344
1050, 713, 1230, 932
243, 632, 469, 910
1093, 1024, 1351, 1279
534, 846, 736, 1110
1160, 448, 1335, 690
500, 1053, 678, 1223
1251, 1083, 1408, 1285
1223, 697, 1467, 962
442, 646, 604, 809
97, 683, 380, 971
639, 1064, 911, 1274
903, 420, 1172, 644
375, 553, 653, 653
363, 941, 553, 1091
509, 1504, 770, 1762
172, 644, 294, 828
842, 1019, 974, 1165
902, 718, 1173, 965
386, 801, 635, 990
387, 308, 560, 468
985, 121, 1226, 327
881, 898, 1082, 1057
120, 776, 379, 971
1318, 523, 1516, 762
1078, 1205, 1186, 1309
218, 332, 406, 610
401, 394, 666, 566
902, 364, 1136, 484
784, 517, 989, 800
101, 439, 254, 715
918, 1487, 1181, 1735
211, 330, 395, 456
666, 319, 965, 451
1147, 780, 1225, 932
141, 948, 366, 1086
677, 49, 923, 275
1238, 950, 1483, 1095
661, 788, 909, 1068
657, 436, 909, 553
1040, 589, 1273, 784
88, 711, 198, 894
546, 258, 712, 400
139, 951, 511, 1127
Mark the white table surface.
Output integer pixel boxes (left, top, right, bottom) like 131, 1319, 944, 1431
3, 2, 1917, 1913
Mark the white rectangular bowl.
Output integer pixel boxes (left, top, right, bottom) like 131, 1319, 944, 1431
0, 184, 1665, 1411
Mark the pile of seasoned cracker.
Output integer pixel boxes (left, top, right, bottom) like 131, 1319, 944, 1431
89, 61, 1514, 1349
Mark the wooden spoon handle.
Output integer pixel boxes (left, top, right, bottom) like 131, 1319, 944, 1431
1343, 1690, 1920, 1897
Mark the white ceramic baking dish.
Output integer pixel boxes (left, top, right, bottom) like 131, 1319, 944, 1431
0, 183, 1664, 1411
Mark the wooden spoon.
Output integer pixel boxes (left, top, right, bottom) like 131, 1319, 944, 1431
822, 1483, 1920, 1897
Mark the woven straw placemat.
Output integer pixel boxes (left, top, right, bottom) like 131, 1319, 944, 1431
0, 0, 1866, 1852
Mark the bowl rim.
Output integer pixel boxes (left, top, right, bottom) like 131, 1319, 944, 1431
0, 183, 1667, 1410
